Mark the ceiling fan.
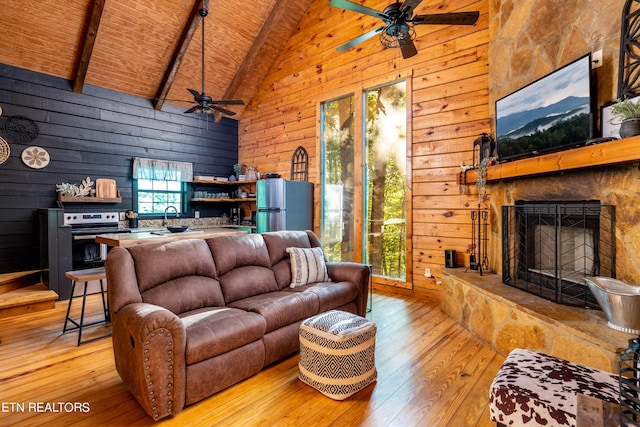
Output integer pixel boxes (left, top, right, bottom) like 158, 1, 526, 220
329, 0, 480, 59
163, 0, 244, 116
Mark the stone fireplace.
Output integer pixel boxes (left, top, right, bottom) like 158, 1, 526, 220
501, 201, 615, 309
487, 165, 640, 284
438, 0, 640, 372
440, 163, 640, 372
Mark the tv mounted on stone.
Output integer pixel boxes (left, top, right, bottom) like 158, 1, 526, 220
495, 53, 593, 162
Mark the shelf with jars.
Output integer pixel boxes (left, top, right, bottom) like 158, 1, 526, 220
190, 177, 257, 203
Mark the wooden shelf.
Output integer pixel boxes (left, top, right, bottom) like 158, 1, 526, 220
57, 194, 121, 203
190, 198, 256, 203
464, 136, 640, 183
192, 179, 257, 206
193, 178, 257, 185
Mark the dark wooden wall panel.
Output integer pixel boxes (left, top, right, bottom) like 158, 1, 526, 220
0, 64, 238, 274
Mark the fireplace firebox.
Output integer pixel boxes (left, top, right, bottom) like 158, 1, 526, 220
502, 201, 615, 309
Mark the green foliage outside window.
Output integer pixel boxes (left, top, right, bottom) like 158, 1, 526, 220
136, 178, 183, 214
365, 82, 406, 279
322, 95, 355, 263
320, 81, 407, 281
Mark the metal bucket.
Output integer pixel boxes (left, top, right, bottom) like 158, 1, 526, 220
585, 277, 640, 334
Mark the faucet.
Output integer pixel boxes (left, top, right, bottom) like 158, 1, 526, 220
164, 206, 179, 226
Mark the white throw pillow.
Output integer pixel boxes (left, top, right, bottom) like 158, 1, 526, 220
286, 246, 330, 288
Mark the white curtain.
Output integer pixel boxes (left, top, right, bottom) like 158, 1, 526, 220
132, 157, 193, 182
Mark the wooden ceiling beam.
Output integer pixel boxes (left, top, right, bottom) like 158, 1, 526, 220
213, 0, 288, 122
73, 0, 106, 93
153, 0, 203, 111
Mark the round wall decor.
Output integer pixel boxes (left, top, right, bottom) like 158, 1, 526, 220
0, 136, 9, 165
4, 115, 39, 142
21, 146, 50, 169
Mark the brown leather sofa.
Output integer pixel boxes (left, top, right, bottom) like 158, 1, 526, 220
105, 230, 370, 421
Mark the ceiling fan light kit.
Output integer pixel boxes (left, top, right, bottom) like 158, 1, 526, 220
330, 0, 480, 59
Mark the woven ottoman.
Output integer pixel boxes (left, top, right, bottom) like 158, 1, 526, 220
298, 310, 377, 400
489, 348, 619, 427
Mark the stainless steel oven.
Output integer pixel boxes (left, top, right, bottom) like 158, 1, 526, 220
64, 212, 127, 269
39, 209, 130, 300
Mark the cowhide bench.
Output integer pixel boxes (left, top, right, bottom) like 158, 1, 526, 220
489, 348, 619, 427
298, 310, 377, 400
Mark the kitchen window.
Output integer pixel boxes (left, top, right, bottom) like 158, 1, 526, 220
132, 158, 192, 215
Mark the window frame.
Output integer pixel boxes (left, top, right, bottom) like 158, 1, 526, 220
317, 73, 413, 289
133, 178, 188, 217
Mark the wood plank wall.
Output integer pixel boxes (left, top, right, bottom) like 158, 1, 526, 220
238, 0, 490, 293
0, 64, 238, 274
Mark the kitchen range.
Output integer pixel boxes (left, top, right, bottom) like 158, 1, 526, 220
39, 209, 130, 300
65, 211, 129, 267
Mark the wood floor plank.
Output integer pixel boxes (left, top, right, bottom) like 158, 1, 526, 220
416, 340, 498, 426
0, 289, 502, 426
447, 353, 505, 427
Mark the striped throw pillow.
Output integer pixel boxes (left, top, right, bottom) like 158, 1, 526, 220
286, 246, 330, 288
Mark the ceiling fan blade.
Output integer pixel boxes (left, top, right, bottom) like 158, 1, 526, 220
399, 0, 423, 20
211, 99, 245, 105
159, 98, 196, 103
211, 105, 237, 116
187, 88, 202, 101
398, 34, 418, 59
329, 0, 387, 19
337, 26, 385, 52
412, 11, 480, 25
184, 106, 200, 114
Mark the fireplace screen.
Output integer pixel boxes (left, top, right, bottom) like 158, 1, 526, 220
502, 202, 615, 309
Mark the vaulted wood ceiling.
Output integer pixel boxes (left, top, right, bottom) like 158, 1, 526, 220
0, 0, 314, 119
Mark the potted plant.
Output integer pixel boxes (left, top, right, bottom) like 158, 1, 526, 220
610, 98, 640, 138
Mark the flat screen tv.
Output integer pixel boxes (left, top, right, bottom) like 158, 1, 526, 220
495, 53, 593, 162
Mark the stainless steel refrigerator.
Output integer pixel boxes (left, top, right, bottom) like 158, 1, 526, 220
256, 178, 313, 233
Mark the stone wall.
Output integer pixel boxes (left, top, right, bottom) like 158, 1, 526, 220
489, 0, 622, 111
440, 269, 631, 372
486, 0, 640, 284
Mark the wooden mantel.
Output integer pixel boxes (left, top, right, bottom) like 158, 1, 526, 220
465, 136, 640, 183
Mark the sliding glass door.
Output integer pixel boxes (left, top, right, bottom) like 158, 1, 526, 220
320, 94, 356, 262
320, 80, 409, 284
364, 82, 407, 280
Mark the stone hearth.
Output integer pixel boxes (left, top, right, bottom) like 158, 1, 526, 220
440, 268, 635, 373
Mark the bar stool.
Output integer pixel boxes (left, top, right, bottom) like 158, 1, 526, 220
63, 266, 111, 346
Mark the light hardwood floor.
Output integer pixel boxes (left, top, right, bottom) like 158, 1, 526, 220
0, 289, 504, 426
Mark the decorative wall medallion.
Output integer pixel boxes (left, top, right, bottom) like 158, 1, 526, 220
4, 115, 39, 142
21, 146, 50, 169
0, 136, 9, 165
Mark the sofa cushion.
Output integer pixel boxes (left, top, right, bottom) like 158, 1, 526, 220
217, 265, 279, 304
206, 233, 271, 275
127, 239, 223, 314
128, 239, 217, 293
263, 230, 312, 289
284, 281, 359, 313
270, 259, 293, 290
228, 291, 319, 333
262, 230, 312, 266
180, 307, 267, 365
287, 246, 329, 287
207, 233, 279, 303
141, 275, 225, 315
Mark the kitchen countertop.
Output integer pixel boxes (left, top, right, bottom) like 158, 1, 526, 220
96, 227, 246, 248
